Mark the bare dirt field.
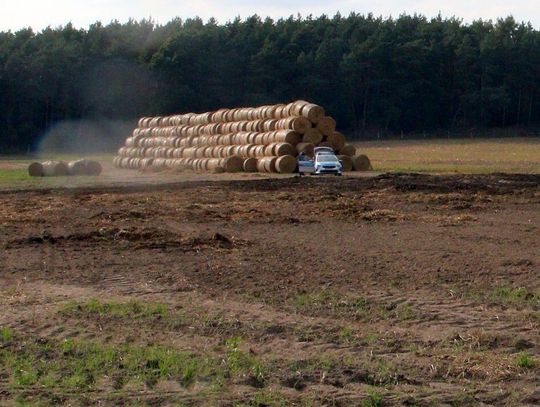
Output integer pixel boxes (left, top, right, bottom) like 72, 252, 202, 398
1, 173, 539, 406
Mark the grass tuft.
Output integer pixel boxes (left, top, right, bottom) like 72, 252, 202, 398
1, 327, 14, 342
516, 352, 536, 369
362, 390, 384, 407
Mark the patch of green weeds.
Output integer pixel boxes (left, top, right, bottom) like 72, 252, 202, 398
0, 333, 215, 392
225, 337, 266, 386
395, 303, 415, 321
464, 286, 540, 309
362, 390, 384, 407
61, 299, 169, 319
1, 327, 13, 342
368, 358, 401, 386
339, 326, 354, 343
236, 389, 288, 407
516, 352, 536, 369
365, 333, 380, 345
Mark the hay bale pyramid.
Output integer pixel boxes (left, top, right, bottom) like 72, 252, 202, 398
114, 100, 372, 173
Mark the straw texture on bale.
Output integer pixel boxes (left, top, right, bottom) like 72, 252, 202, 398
42, 161, 69, 177
28, 162, 44, 177
326, 132, 346, 152
243, 158, 258, 172
339, 144, 356, 157
316, 116, 337, 136
223, 155, 244, 172
275, 155, 297, 173
89, 160, 102, 173
352, 154, 373, 171
67, 160, 88, 176
337, 155, 353, 172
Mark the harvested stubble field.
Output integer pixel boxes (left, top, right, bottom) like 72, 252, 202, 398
0, 172, 539, 406
354, 138, 540, 174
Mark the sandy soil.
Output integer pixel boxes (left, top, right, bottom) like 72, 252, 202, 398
0, 173, 539, 406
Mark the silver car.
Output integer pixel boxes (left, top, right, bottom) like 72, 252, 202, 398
314, 153, 342, 175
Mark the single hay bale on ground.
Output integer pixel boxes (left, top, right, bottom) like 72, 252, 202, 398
28, 162, 44, 177
338, 155, 353, 172
42, 161, 69, 177
352, 154, 373, 171
85, 161, 103, 176
275, 155, 297, 173
339, 144, 356, 157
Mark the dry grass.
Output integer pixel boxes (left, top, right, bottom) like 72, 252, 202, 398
353, 138, 540, 173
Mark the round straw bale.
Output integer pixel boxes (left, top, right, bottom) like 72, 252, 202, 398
276, 117, 311, 134
67, 160, 87, 176
267, 105, 278, 118
291, 100, 309, 116
86, 160, 103, 176
255, 145, 266, 157
302, 128, 323, 144
223, 155, 244, 172
243, 158, 258, 173
290, 117, 311, 134
274, 105, 285, 118
352, 154, 373, 171
337, 155, 353, 172
272, 130, 300, 145
300, 103, 325, 124
274, 142, 296, 157
275, 155, 297, 173
268, 156, 278, 173
28, 162, 44, 177
42, 161, 69, 177
264, 144, 275, 156
256, 157, 268, 172
316, 116, 337, 136
339, 144, 356, 157
326, 131, 346, 151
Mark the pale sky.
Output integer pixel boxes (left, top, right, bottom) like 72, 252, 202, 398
1, 0, 538, 32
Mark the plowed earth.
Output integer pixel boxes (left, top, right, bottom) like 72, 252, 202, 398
1, 173, 539, 406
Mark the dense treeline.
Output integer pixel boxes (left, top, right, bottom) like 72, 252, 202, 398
0, 14, 539, 151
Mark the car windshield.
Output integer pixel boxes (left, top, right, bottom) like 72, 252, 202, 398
318, 155, 339, 163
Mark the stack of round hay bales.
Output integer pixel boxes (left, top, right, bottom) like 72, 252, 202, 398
114, 100, 372, 174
